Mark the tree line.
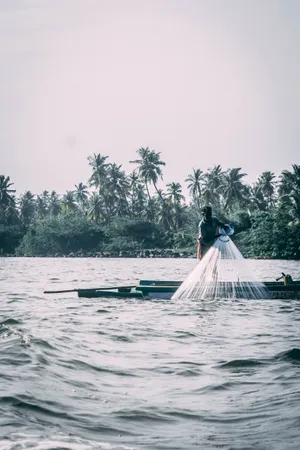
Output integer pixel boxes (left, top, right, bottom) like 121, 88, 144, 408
1, 147, 300, 258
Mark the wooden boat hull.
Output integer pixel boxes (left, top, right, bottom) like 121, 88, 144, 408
78, 289, 144, 299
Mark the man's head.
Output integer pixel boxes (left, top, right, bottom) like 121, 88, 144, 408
202, 205, 212, 220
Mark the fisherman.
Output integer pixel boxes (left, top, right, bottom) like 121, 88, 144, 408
197, 206, 229, 259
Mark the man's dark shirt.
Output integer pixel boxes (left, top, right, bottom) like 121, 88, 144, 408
198, 216, 225, 245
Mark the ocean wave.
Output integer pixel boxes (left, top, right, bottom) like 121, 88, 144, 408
219, 349, 300, 369
0, 318, 22, 326
174, 330, 198, 338
167, 409, 271, 424
217, 358, 266, 369
275, 348, 300, 362
111, 335, 134, 343
59, 358, 139, 377
175, 368, 202, 376
218, 358, 265, 368
0, 395, 77, 421
205, 381, 238, 392
0, 324, 30, 347
31, 338, 56, 350
115, 408, 173, 424
173, 360, 205, 367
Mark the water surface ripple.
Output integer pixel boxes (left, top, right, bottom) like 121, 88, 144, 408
0, 257, 300, 449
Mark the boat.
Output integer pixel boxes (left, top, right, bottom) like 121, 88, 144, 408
44, 274, 300, 300
78, 280, 300, 300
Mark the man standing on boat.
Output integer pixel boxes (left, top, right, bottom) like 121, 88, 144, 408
197, 206, 227, 259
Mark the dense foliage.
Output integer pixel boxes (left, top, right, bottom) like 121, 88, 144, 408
1, 150, 300, 259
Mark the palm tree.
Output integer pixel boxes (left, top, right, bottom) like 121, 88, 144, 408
2, 199, 19, 225
128, 171, 139, 201
286, 190, 300, 224
127, 172, 147, 217
279, 164, 300, 195
279, 165, 300, 221
49, 191, 61, 217
257, 171, 277, 208
185, 168, 203, 209
222, 168, 248, 211
167, 183, 186, 230
249, 183, 268, 212
36, 195, 48, 218
74, 182, 89, 210
88, 153, 110, 192
130, 147, 165, 200
98, 164, 129, 217
167, 182, 185, 204
88, 192, 103, 223
202, 165, 224, 208
19, 191, 36, 226
41, 191, 50, 213
136, 184, 147, 217
128, 171, 139, 190
144, 197, 156, 222
0, 175, 16, 207
155, 190, 173, 230
128, 171, 139, 213
107, 164, 129, 198
62, 191, 77, 213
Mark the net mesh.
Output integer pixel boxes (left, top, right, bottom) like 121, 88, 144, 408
171, 235, 269, 300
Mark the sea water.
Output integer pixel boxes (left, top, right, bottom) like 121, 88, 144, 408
1, 257, 300, 450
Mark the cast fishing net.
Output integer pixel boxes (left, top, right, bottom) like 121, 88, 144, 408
172, 232, 269, 300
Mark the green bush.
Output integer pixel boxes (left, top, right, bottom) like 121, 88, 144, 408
102, 218, 165, 249
0, 225, 25, 254
17, 214, 105, 256
234, 211, 300, 259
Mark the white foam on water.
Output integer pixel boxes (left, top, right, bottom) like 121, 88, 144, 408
172, 236, 270, 300
1, 434, 137, 450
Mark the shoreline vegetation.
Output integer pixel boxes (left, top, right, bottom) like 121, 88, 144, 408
1, 249, 196, 259
1, 148, 300, 260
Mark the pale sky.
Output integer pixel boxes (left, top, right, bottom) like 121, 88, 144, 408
1, 0, 299, 195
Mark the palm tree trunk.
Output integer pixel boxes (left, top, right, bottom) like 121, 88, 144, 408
145, 182, 151, 200
197, 185, 202, 208
153, 182, 163, 200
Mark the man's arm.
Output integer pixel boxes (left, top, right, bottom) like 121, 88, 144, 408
216, 217, 226, 229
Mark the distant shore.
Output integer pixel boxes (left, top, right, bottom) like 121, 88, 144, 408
1, 252, 297, 260
0, 249, 197, 259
